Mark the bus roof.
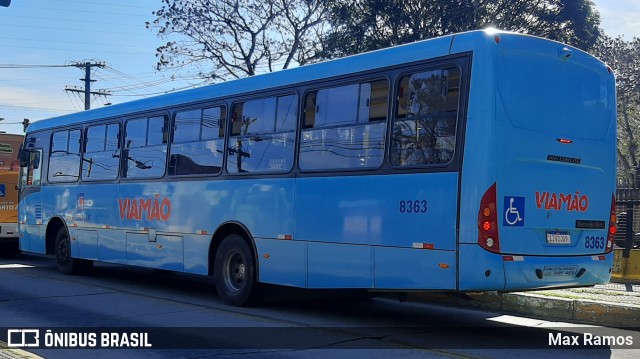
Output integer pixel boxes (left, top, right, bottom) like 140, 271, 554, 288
24, 29, 565, 133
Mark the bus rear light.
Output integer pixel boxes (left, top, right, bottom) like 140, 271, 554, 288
605, 194, 616, 253
478, 183, 501, 253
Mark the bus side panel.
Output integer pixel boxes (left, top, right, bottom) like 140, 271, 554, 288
458, 244, 505, 290
295, 173, 458, 249
96, 229, 126, 264
20, 191, 46, 254
307, 242, 373, 288
154, 179, 295, 240
70, 183, 122, 261
374, 247, 456, 289
295, 173, 458, 290
256, 238, 306, 287
20, 224, 44, 253
125, 232, 184, 271
183, 234, 211, 275
77, 229, 98, 260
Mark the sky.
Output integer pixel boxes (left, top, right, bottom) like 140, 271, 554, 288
0, 0, 639, 135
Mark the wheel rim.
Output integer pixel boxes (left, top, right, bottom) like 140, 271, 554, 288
222, 249, 246, 293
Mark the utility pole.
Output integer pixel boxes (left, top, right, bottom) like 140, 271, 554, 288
64, 61, 110, 110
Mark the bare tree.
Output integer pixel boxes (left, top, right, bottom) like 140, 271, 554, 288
147, 0, 329, 81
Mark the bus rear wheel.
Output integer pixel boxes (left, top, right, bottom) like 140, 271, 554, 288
54, 227, 92, 275
214, 234, 259, 306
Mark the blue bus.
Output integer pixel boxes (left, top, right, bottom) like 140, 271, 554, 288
18, 30, 617, 306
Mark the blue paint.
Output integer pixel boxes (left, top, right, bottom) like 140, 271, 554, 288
18, 29, 616, 294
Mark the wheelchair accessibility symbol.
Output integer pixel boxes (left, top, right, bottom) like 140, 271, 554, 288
503, 196, 525, 227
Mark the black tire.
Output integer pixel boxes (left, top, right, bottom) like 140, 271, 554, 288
55, 227, 92, 275
214, 234, 259, 306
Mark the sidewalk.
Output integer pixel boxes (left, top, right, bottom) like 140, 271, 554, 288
408, 280, 640, 328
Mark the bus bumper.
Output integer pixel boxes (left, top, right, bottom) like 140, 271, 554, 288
501, 252, 613, 291
0, 223, 18, 241
459, 243, 613, 291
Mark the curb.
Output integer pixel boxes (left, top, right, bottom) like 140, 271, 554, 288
406, 291, 640, 328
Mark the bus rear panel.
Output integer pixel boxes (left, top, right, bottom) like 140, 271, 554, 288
457, 32, 616, 291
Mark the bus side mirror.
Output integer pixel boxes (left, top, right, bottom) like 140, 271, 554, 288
0, 0, 11, 7
19, 149, 40, 169
19, 148, 29, 167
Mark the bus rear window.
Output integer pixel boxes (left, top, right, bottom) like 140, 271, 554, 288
497, 50, 613, 140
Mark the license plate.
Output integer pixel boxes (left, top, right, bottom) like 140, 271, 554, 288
543, 265, 578, 276
546, 231, 571, 244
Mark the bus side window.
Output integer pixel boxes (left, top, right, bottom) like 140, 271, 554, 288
123, 116, 168, 179
48, 129, 81, 183
391, 67, 460, 167
299, 79, 389, 171
170, 106, 226, 176
83, 123, 120, 181
226, 95, 297, 174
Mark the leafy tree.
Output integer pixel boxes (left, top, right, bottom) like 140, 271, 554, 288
323, 0, 601, 58
147, 0, 329, 81
592, 36, 640, 187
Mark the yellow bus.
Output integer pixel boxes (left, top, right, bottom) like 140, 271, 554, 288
0, 133, 23, 253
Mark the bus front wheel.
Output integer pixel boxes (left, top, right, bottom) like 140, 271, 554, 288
214, 234, 259, 306
54, 227, 92, 275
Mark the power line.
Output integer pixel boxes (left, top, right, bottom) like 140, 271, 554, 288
0, 63, 75, 69
0, 104, 72, 112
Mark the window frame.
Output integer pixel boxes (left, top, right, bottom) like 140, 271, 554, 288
48, 128, 82, 183
226, 92, 299, 176
298, 76, 391, 173
389, 63, 464, 170
81, 122, 121, 182
121, 114, 170, 180
169, 104, 227, 177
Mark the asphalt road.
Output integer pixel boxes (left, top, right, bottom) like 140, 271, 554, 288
0, 253, 638, 359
